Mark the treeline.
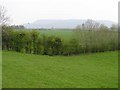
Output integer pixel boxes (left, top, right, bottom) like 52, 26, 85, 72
2, 26, 64, 55
2, 24, 119, 56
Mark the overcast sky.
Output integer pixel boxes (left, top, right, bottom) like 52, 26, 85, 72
1, 0, 119, 25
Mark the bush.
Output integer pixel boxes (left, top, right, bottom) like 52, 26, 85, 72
46, 36, 63, 55
2, 26, 119, 56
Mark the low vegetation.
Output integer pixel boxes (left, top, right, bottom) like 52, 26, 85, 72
2, 20, 119, 56
3, 51, 118, 88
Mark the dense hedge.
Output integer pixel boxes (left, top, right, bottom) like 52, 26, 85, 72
2, 26, 119, 56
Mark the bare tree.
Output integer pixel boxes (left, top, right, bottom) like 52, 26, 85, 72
75, 19, 100, 31
84, 19, 100, 31
0, 5, 10, 50
0, 5, 9, 26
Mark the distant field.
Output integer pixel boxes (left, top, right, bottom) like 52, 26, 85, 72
3, 51, 118, 88
16, 29, 75, 42
39, 29, 74, 42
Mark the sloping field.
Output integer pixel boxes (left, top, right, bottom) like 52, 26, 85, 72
2, 51, 118, 88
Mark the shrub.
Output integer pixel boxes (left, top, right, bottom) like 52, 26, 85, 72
2, 25, 119, 56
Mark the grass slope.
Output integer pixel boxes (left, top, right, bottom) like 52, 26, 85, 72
3, 51, 118, 88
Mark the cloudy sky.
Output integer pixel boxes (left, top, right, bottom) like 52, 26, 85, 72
1, 0, 119, 25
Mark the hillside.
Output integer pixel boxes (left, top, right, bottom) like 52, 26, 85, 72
24, 19, 116, 29
3, 51, 118, 88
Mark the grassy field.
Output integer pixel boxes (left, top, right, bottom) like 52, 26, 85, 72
39, 29, 75, 43
2, 51, 118, 88
15, 29, 75, 44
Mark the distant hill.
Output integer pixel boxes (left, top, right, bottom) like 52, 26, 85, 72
24, 19, 117, 29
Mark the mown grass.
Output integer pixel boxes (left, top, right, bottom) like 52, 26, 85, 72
3, 51, 118, 88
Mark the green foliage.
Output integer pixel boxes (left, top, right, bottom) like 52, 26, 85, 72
2, 26, 119, 56
63, 39, 79, 55
46, 36, 63, 55
62, 44, 71, 56
2, 28, 64, 55
74, 30, 118, 53
30, 30, 39, 54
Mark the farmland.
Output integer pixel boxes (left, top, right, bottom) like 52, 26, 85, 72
2, 20, 119, 88
39, 29, 74, 42
3, 51, 118, 88
0, 0, 119, 88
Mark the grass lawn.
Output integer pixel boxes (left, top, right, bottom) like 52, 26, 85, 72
2, 51, 118, 88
